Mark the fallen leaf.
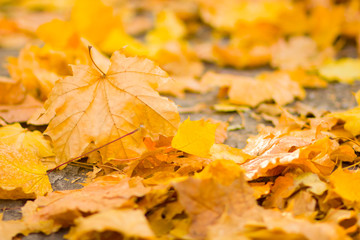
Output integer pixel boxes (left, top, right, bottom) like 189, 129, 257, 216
319, 58, 360, 84
146, 10, 186, 44
330, 167, 360, 203
0, 123, 54, 159
65, 209, 154, 240
201, 71, 304, 107
270, 36, 334, 70
174, 162, 348, 240
21, 175, 149, 234
309, 6, 344, 49
322, 209, 358, 234
0, 217, 27, 240
70, 0, 122, 46
0, 144, 52, 199
33, 51, 179, 164
0, 94, 43, 124
171, 118, 217, 157
0, 76, 25, 105
209, 144, 251, 164
7, 44, 71, 100
329, 91, 360, 136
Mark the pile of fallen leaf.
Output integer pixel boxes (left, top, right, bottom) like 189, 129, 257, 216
2, 0, 360, 239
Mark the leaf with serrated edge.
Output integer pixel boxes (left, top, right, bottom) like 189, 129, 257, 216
33, 51, 179, 165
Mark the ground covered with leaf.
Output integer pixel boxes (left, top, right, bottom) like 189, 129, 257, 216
2, 0, 360, 240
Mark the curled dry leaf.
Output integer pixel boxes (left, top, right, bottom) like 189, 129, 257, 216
32, 51, 180, 164
0, 144, 52, 200
241, 127, 339, 179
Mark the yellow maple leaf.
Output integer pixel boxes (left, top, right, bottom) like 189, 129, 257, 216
319, 58, 360, 84
65, 209, 154, 240
171, 118, 217, 157
0, 144, 52, 199
33, 50, 179, 164
330, 168, 360, 202
0, 123, 54, 159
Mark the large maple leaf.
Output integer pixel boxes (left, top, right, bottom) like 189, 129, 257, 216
35, 50, 180, 164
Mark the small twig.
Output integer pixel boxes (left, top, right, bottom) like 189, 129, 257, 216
48, 128, 139, 173
88, 46, 106, 76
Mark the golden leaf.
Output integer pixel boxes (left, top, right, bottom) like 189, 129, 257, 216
0, 144, 52, 199
330, 168, 360, 202
171, 118, 217, 157
33, 51, 179, 164
0, 123, 54, 159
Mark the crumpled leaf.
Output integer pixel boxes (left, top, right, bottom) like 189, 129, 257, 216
0, 144, 52, 199
0, 123, 54, 159
32, 51, 179, 164
241, 128, 339, 179
171, 118, 217, 157
21, 175, 149, 234
319, 58, 360, 84
0, 76, 25, 105
65, 209, 154, 240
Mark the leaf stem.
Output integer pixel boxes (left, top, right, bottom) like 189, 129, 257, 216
88, 46, 106, 76
48, 128, 140, 173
